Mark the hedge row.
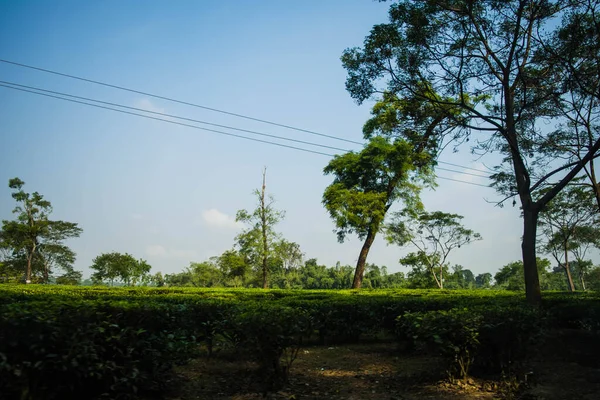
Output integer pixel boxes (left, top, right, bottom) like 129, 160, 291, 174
1, 286, 599, 399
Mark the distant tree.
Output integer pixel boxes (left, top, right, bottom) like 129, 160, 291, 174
323, 136, 432, 289
215, 249, 250, 287
151, 271, 165, 287
90, 252, 151, 286
446, 265, 476, 289
475, 273, 493, 289
299, 258, 335, 289
164, 270, 194, 287
539, 184, 599, 291
387, 210, 481, 289
400, 251, 443, 289
494, 259, 560, 291
570, 260, 594, 291
55, 269, 82, 285
236, 168, 284, 289
586, 266, 600, 292
187, 261, 222, 287
1, 178, 82, 283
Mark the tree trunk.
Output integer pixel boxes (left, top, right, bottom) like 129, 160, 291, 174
588, 160, 600, 213
504, 81, 542, 306
580, 274, 587, 291
352, 228, 377, 289
522, 208, 542, 305
440, 265, 443, 289
43, 260, 49, 284
25, 244, 36, 284
261, 168, 268, 289
563, 247, 576, 292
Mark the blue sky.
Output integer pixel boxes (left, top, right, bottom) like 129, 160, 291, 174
1, 0, 591, 279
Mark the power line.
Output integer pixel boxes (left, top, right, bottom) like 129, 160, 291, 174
0, 58, 494, 175
0, 80, 349, 153
434, 176, 490, 188
437, 160, 491, 174
0, 58, 364, 146
0, 83, 336, 157
0, 82, 492, 188
436, 166, 490, 179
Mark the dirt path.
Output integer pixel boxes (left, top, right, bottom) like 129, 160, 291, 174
164, 343, 498, 399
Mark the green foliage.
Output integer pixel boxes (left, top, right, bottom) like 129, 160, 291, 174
400, 308, 482, 379
387, 209, 482, 289
1, 177, 82, 283
323, 136, 429, 243
233, 305, 311, 391
90, 252, 151, 286
494, 258, 564, 291
399, 305, 547, 379
235, 172, 285, 289
2, 285, 598, 398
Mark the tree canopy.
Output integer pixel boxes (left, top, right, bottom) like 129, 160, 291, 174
323, 136, 431, 288
341, 0, 600, 304
1, 178, 82, 283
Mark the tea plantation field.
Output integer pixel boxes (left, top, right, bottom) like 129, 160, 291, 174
1, 286, 599, 399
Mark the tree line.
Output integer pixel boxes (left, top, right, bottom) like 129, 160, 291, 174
2, 176, 598, 292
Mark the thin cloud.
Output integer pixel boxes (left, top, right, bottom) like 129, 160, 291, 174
201, 208, 243, 229
146, 244, 168, 257
145, 245, 198, 260
135, 98, 166, 114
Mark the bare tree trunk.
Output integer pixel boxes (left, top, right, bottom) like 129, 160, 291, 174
261, 168, 268, 289
522, 208, 542, 305
43, 260, 49, 284
352, 227, 377, 289
430, 267, 442, 288
25, 244, 36, 284
563, 247, 576, 292
440, 265, 443, 289
580, 274, 587, 291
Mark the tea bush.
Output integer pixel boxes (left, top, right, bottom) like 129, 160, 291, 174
0, 285, 598, 398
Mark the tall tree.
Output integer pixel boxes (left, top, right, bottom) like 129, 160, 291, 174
342, 0, 600, 304
539, 184, 599, 291
323, 136, 431, 288
387, 210, 481, 289
236, 168, 284, 289
1, 178, 82, 283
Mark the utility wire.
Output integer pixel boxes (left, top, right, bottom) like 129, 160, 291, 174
0, 83, 492, 188
0, 83, 336, 157
0, 58, 363, 146
0, 58, 494, 175
434, 176, 490, 188
0, 80, 349, 153
435, 167, 490, 179
437, 160, 492, 174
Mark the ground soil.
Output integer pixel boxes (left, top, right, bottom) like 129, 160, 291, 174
155, 340, 600, 400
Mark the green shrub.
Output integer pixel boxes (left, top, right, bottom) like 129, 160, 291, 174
476, 305, 547, 373
0, 300, 198, 400
232, 304, 311, 391
399, 308, 482, 379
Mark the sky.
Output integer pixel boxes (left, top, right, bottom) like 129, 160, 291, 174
1, 0, 595, 279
